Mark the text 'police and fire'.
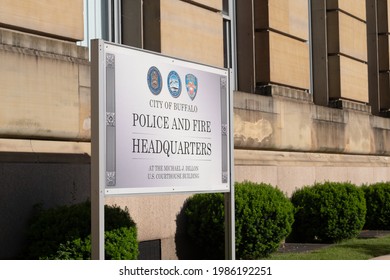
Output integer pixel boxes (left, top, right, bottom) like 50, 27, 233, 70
132, 113, 211, 132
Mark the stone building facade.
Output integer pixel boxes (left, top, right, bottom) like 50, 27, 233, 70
0, 0, 389, 259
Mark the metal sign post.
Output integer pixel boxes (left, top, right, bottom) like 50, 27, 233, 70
91, 39, 234, 259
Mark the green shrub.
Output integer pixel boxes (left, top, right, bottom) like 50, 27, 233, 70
25, 201, 138, 259
290, 182, 366, 243
362, 182, 390, 230
235, 181, 294, 259
184, 181, 294, 259
184, 192, 225, 259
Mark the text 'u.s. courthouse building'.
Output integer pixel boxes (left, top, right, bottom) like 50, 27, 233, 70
1, 0, 390, 259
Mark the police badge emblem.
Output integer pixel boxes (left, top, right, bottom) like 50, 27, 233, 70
167, 71, 181, 98
147, 66, 162, 95
185, 74, 198, 101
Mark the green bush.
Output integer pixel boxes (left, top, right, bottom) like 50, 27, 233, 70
184, 192, 225, 259
235, 182, 295, 259
362, 182, 390, 230
290, 182, 366, 243
25, 201, 138, 260
184, 181, 294, 259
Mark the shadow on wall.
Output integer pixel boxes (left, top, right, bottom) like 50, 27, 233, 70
0, 153, 91, 259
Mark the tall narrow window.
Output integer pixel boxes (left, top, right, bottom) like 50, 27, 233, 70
223, 17, 232, 68
80, 0, 158, 51
121, 0, 142, 48
79, 0, 109, 48
376, 0, 390, 114
223, 0, 237, 89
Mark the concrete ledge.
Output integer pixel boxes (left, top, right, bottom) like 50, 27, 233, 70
0, 138, 90, 156
234, 90, 390, 155
329, 99, 371, 113
256, 84, 313, 103
0, 28, 89, 62
235, 149, 390, 167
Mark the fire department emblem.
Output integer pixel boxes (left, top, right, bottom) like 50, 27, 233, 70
185, 74, 198, 101
167, 71, 181, 98
147, 66, 162, 95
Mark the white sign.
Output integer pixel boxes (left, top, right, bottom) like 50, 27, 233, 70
93, 41, 231, 195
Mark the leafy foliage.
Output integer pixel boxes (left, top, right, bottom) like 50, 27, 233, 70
234, 181, 294, 259
184, 192, 225, 259
290, 182, 366, 243
184, 181, 294, 259
24, 201, 138, 259
362, 182, 390, 230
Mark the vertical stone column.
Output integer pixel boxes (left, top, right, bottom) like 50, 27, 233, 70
157, 0, 224, 67
326, 0, 369, 104
254, 0, 310, 91
378, 0, 390, 110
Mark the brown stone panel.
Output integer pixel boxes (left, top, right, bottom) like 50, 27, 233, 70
379, 34, 390, 72
122, 0, 143, 48
379, 72, 390, 109
327, 11, 367, 62
328, 55, 369, 103
255, 31, 310, 90
0, 0, 83, 41
160, 0, 223, 67
255, 0, 309, 41
377, 0, 390, 33
255, 31, 271, 85
143, 0, 162, 52
327, 0, 366, 21
236, 0, 256, 93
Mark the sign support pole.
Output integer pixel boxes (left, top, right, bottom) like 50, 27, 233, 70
224, 191, 235, 259
91, 39, 105, 260
225, 70, 235, 260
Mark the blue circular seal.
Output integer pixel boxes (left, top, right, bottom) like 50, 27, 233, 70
147, 66, 162, 95
167, 71, 181, 98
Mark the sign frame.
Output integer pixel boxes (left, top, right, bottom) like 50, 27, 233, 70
91, 39, 234, 259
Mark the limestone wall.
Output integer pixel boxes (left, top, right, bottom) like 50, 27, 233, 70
0, 0, 83, 41
0, 28, 90, 142
234, 90, 390, 155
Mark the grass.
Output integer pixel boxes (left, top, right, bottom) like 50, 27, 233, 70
265, 235, 390, 260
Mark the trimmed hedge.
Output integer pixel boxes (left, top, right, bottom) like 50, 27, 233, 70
290, 182, 366, 243
362, 182, 390, 230
235, 182, 295, 259
24, 201, 138, 260
184, 192, 225, 259
184, 181, 294, 259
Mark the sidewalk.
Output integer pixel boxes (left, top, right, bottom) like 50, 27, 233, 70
371, 255, 390, 260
